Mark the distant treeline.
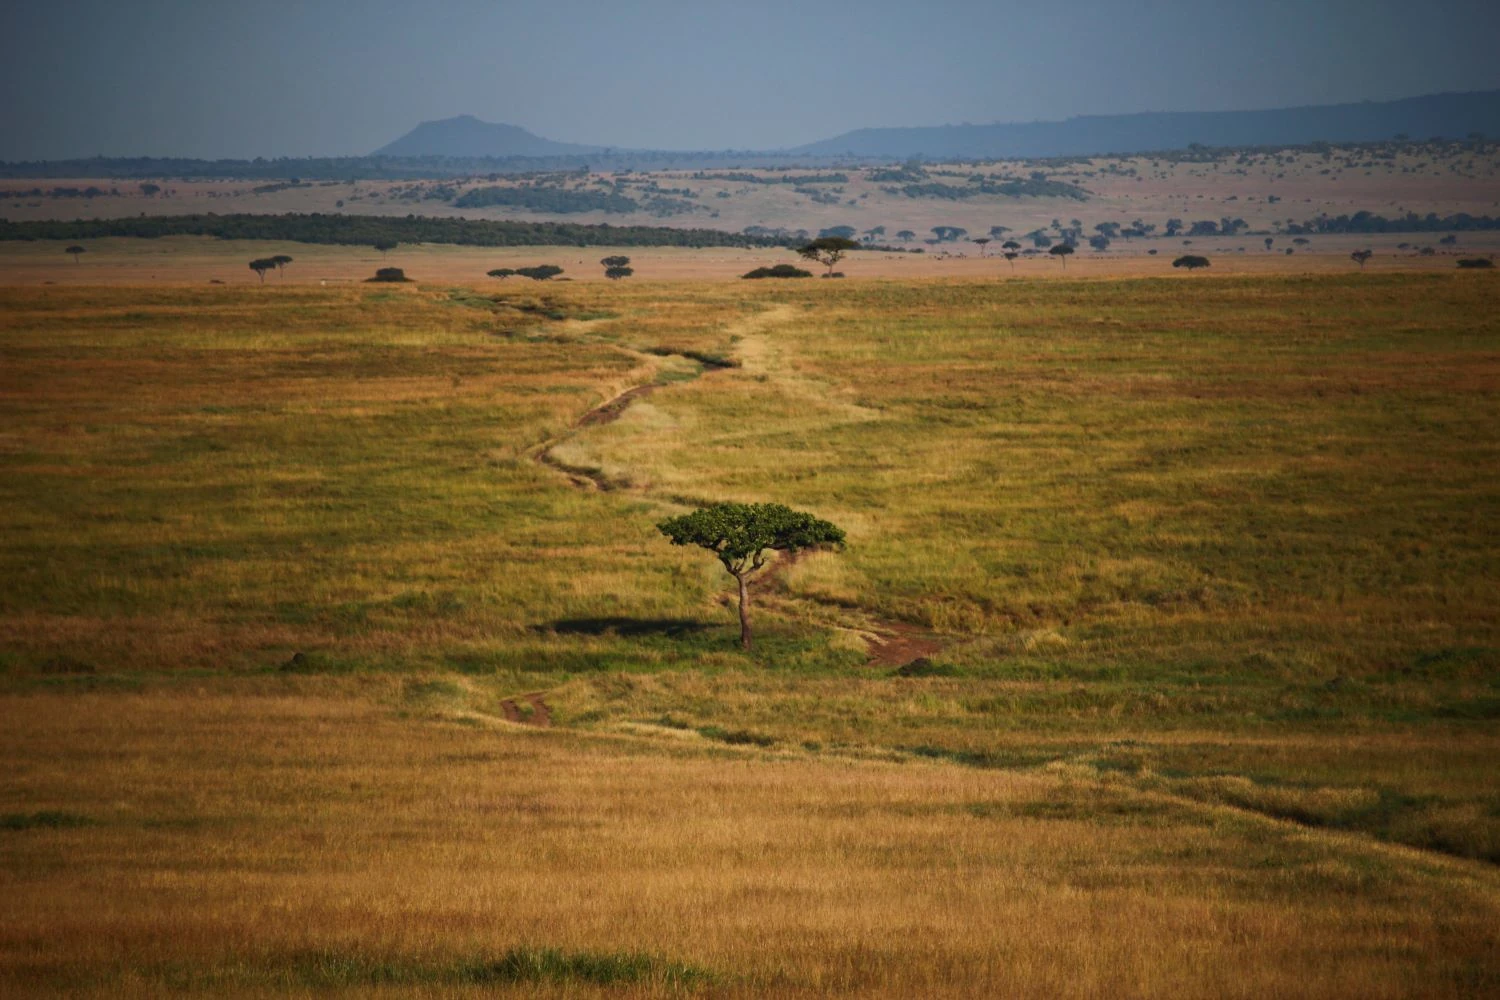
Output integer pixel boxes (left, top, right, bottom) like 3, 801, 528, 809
0, 213, 792, 249
451, 186, 640, 213
0, 153, 874, 182
888, 177, 1089, 201
1, 186, 118, 198
689, 172, 850, 185
1285, 211, 1500, 235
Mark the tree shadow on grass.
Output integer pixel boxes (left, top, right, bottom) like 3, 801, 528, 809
535, 618, 714, 639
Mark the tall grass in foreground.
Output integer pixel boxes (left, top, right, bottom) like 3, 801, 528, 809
2, 691, 1496, 998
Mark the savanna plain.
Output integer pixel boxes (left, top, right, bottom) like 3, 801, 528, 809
2, 264, 1498, 997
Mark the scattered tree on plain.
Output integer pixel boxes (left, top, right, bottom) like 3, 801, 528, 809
1003, 251, 1019, 270
1173, 255, 1211, 270
487, 268, 516, 279
515, 265, 563, 281
972, 237, 991, 256
743, 264, 813, 279
249, 257, 275, 283
65, 245, 85, 264
657, 502, 844, 650
896, 230, 916, 242
931, 226, 967, 243
1049, 244, 1074, 268
798, 236, 859, 277
600, 255, 633, 279
374, 240, 397, 256
1351, 249, 1373, 269
270, 254, 293, 279
1456, 257, 1494, 269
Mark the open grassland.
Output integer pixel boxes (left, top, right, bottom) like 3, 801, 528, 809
1, 272, 1498, 994
3, 689, 1498, 999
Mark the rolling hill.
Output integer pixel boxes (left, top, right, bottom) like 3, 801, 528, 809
791, 90, 1500, 159
371, 115, 604, 158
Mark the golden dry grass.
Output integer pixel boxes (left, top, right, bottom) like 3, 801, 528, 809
3, 687, 1498, 998
1, 271, 1497, 994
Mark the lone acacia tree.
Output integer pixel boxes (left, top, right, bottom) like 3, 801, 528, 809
65, 245, 85, 264
270, 254, 293, 280
1049, 243, 1075, 268
1351, 249, 1373, 269
249, 258, 275, 283
797, 236, 859, 276
600, 255, 633, 280
657, 502, 844, 651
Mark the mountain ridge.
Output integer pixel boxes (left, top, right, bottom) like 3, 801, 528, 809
371, 115, 605, 158
373, 91, 1500, 162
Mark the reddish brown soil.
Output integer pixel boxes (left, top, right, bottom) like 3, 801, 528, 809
865, 622, 945, 669
579, 384, 658, 426
500, 693, 553, 727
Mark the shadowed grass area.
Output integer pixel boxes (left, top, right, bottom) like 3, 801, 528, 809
137, 947, 715, 992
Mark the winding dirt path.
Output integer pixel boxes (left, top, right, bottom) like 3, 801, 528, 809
499, 693, 553, 727
524, 303, 943, 669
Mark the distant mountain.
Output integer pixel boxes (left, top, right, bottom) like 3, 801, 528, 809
372, 115, 605, 158
791, 90, 1500, 159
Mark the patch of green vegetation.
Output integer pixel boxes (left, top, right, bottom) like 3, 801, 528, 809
147, 948, 715, 991
1, 811, 95, 831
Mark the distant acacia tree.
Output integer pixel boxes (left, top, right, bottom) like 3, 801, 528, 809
270, 254, 293, 280
931, 226, 967, 243
861, 225, 886, 243
249, 258, 276, 283
65, 245, 85, 264
139, 183, 161, 197
896, 230, 916, 242
972, 237, 991, 257
600, 255, 632, 279
1173, 254, 1211, 270
1264, 237, 1275, 251
1088, 235, 1110, 252
486, 268, 516, 279
1003, 251, 1019, 271
817, 225, 857, 240
1049, 244, 1074, 268
988, 225, 1011, 240
797, 236, 859, 277
515, 265, 563, 281
1351, 249, 1373, 269
657, 502, 844, 651
373, 240, 397, 256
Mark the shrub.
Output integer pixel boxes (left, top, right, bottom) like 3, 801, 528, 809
1457, 258, 1494, 269
514, 265, 563, 281
742, 264, 812, 279
1173, 255, 1211, 270
367, 267, 411, 282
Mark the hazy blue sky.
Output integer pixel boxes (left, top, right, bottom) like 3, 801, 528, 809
3, 0, 1499, 159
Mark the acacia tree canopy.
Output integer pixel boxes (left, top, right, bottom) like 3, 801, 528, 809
797, 236, 859, 276
657, 502, 844, 650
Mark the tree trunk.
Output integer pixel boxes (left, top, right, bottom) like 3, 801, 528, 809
736, 572, 752, 650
